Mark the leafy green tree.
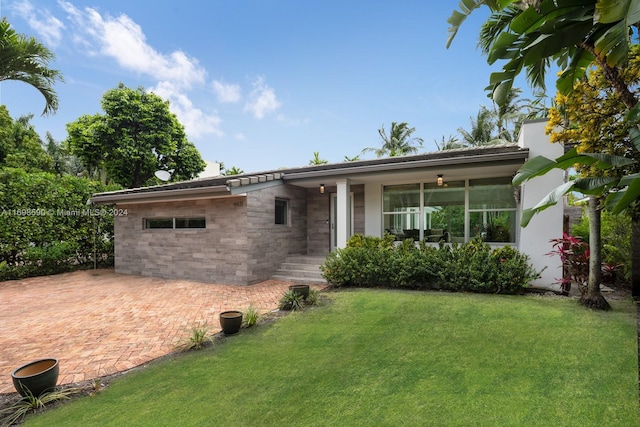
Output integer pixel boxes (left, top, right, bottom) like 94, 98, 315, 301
344, 155, 361, 162
0, 18, 63, 115
0, 109, 53, 172
362, 122, 424, 158
309, 151, 328, 165
66, 84, 206, 188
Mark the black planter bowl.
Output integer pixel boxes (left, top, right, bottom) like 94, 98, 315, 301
11, 358, 59, 397
219, 310, 243, 335
289, 284, 310, 300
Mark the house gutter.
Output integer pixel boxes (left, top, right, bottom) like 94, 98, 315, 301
90, 185, 230, 205
282, 151, 528, 180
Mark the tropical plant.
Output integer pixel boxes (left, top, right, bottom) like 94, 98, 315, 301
306, 288, 320, 306
448, 0, 640, 307
65, 83, 206, 188
0, 18, 63, 115
458, 106, 499, 146
548, 233, 590, 296
243, 306, 260, 327
279, 289, 305, 311
309, 151, 328, 165
435, 134, 466, 151
177, 322, 211, 351
362, 122, 424, 157
0, 387, 76, 425
223, 166, 244, 176
447, 0, 639, 106
343, 154, 361, 162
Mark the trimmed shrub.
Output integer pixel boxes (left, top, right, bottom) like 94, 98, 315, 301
320, 235, 540, 294
0, 168, 120, 280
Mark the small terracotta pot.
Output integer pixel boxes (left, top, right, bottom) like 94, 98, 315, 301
11, 358, 59, 397
289, 284, 310, 300
219, 310, 243, 335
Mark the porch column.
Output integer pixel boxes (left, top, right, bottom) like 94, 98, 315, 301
336, 178, 351, 249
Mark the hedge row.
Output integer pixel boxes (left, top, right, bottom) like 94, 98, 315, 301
320, 234, 540, 294
0, 168, 120, 281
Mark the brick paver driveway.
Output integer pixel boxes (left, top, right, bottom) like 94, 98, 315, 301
0, 269, 302, 394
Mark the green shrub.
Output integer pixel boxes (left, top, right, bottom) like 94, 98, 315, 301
321, 235, 539, 294
0, 168, 120, 281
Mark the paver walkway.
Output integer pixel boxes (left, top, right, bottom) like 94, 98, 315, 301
0, 269, 311, 394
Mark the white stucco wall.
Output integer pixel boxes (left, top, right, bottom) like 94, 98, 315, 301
364, 183, 382, 237
517, 119, 564, 290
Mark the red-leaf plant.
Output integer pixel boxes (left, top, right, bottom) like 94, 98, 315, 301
547, 233, 589, 296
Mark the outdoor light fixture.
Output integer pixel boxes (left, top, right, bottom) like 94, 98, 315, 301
437, 174, 443, 186
320, 184, 325, 194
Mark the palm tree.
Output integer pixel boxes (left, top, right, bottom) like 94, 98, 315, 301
343, 154, 361, 162
309, 152, 328, 165
0, 18, 63, 115
457, 107, 497, 146
362, 122, 424, 158
435, 135, 466, 151
223, 166, 244, 176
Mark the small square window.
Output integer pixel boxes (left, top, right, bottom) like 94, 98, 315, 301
275, 199, 288, 225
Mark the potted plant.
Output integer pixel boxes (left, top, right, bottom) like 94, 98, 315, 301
288, 284, 310, 300
219, 310, 243, 335
11, 358, 59, 397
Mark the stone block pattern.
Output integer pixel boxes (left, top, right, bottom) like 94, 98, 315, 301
114, 198, 250, 284
246, 184, 307, 283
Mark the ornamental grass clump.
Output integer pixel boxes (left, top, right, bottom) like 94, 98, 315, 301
0, 387, 76, 426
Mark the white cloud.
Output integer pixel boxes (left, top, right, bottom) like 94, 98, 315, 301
234, 133, 246, 141
244, 76, 281, 119
212, 80, 241, 104
151, 81, 223, 138
58, 1, 205, 88
11, 0, 65, 46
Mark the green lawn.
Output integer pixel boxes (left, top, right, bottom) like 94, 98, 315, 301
24, 290, 639, 426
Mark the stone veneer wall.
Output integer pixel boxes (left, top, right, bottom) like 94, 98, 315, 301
114, 197, 250, 284
245, 184, 307, 283
306, 184, 365, 256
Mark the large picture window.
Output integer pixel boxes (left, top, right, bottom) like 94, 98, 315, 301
382, 177, 517, 244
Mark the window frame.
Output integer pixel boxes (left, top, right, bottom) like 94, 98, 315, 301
381, 177, 518, 244
274, 198, 289, 226
144, 217, 206, 230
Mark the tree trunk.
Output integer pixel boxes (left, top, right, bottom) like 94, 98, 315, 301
632, 217, 640, 299
581, 196, 611, 310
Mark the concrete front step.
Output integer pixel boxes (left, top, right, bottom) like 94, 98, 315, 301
271, 255, 327, 284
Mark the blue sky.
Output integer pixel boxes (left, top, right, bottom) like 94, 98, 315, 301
1, 0, 541, 175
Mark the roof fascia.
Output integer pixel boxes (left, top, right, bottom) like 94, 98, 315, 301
282, 151, 528, 181
90, 185, 230, 205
